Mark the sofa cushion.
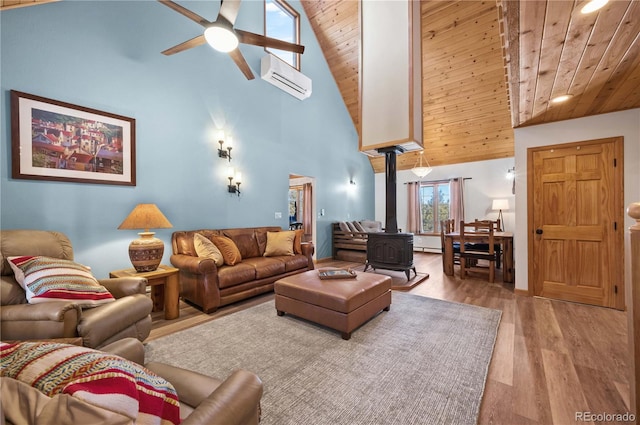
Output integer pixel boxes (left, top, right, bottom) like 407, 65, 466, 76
346, 221, 359, 233
7, 256, 115, 307
193, 233, 224, 267
275, 254, 310, 272
224, 230, 261, 259
360, 220, 383, 233
0, 341, 180, 425
211, 236, 242, 266
241, 257, 286, 279
217, 263, 256, 289
264, 231, 295, 257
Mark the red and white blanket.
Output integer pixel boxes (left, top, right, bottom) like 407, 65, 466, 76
0, 342, 181, 425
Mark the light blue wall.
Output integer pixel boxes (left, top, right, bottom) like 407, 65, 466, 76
1, 0, 374, 278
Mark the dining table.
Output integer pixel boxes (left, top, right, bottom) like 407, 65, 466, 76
443, 231, 514, 283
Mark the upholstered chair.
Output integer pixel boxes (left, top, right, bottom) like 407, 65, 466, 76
102, 338, 264, 425
0, 229, 153, 348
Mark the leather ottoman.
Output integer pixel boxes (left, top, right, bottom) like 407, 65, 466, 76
274, 270, 392, 340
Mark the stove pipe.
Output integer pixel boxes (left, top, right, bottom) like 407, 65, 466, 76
377, 146, 405, 233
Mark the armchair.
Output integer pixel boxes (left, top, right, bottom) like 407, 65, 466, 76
102, 338, 264, 425
0, 230, 153, 348
0, 338, 263, 425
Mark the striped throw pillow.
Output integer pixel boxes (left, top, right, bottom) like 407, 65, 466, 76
8, 256, 115, 307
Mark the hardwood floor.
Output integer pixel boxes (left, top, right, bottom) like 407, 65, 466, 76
148, 253, 630, 425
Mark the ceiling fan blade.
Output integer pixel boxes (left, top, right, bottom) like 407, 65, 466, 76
162, 35, 206, 55
157, 0, 211, 27
218, 0, 242, 26
228, 49, 255, 80
235, 29, 305, 54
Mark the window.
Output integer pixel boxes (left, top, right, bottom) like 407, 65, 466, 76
289, 186, 303, 224
264, 0, 300, 69
419, 181, 451, 234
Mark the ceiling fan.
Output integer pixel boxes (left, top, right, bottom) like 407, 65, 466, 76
158, 0, 305, 80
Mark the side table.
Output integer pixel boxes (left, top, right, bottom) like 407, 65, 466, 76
109, 265, 180, 320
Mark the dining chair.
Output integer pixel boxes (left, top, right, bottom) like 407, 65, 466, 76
440, 219, 459, 270
459, 220, 499, 283
470, 219, 502, 269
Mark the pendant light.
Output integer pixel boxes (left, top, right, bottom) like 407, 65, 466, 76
411, 150, 432, 178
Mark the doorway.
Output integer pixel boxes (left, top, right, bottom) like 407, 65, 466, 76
527, 137, 624, 309
288, 174, 316, 255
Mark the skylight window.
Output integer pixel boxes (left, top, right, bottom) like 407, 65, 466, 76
264, 0, 300, 70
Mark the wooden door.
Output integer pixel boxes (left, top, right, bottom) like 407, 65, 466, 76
528, 137, 624, 309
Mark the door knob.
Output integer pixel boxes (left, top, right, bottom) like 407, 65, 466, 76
535, 229, 543, 235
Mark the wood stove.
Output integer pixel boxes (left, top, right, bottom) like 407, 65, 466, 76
364, 146, 416, 280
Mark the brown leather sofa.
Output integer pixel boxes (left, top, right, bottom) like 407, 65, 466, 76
0, 229, 153, 348
171, 227, 314, 313
1, 338, 263, 425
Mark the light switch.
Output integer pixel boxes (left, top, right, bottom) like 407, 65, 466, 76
275, 212, 282, 219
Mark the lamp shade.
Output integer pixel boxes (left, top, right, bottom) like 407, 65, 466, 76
118, 204, 172, 272
492, 199, 509, 211
118, 204, 173, 232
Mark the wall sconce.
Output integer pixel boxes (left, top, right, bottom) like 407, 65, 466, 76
217, 131, 233, 162
227, 166, 241, 196
506, 167, 515, 180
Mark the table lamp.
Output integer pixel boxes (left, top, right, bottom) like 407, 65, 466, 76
491, 199, 509, 231
118, 203, 173, 272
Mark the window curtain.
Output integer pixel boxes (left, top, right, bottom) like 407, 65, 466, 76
302, 183, 313, 236
450, 178, 465, 231
406, 182, 421, 233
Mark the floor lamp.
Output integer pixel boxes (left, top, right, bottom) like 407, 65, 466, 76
492, 199, 509, 231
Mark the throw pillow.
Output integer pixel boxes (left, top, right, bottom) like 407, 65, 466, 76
211, 235, 242, 266
263, 231, 295, 257
223, 231, 261, 258
0, 341, 180, 425
346, 221, 359, 233
353, 221, 367, 233
193, 233, 224, 267
338, 221, 351, 233
293, 229, 303, 255
7, 256, 115, 307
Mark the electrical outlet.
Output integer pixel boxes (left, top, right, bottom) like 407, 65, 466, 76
275, 212, 282, 219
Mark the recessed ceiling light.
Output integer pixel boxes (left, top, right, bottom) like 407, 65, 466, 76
581, 0, 609, 14
550, 94, 573, 104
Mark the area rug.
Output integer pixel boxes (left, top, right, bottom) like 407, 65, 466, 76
145, 292, 501, 425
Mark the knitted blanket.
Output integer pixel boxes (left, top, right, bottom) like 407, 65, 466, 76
0, 342, 180, 425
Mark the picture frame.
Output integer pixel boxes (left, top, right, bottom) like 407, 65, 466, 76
11, 90, 136, 186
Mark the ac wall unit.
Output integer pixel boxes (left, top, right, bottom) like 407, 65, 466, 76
261, 54, 312, 100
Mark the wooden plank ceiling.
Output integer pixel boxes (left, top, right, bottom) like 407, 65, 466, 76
302, 0, 640, 173
5, 0, 638, 172
0, 0, 58, 10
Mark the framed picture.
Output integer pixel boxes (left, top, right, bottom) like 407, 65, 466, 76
11, 90, 136, 186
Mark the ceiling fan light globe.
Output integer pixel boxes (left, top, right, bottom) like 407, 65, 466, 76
204, 26, 239, 53
412, 166, 432, 178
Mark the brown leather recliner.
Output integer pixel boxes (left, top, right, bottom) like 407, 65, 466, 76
1, 338, 263, 425
102, 338, 264, 425
0, 229, 153, 349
